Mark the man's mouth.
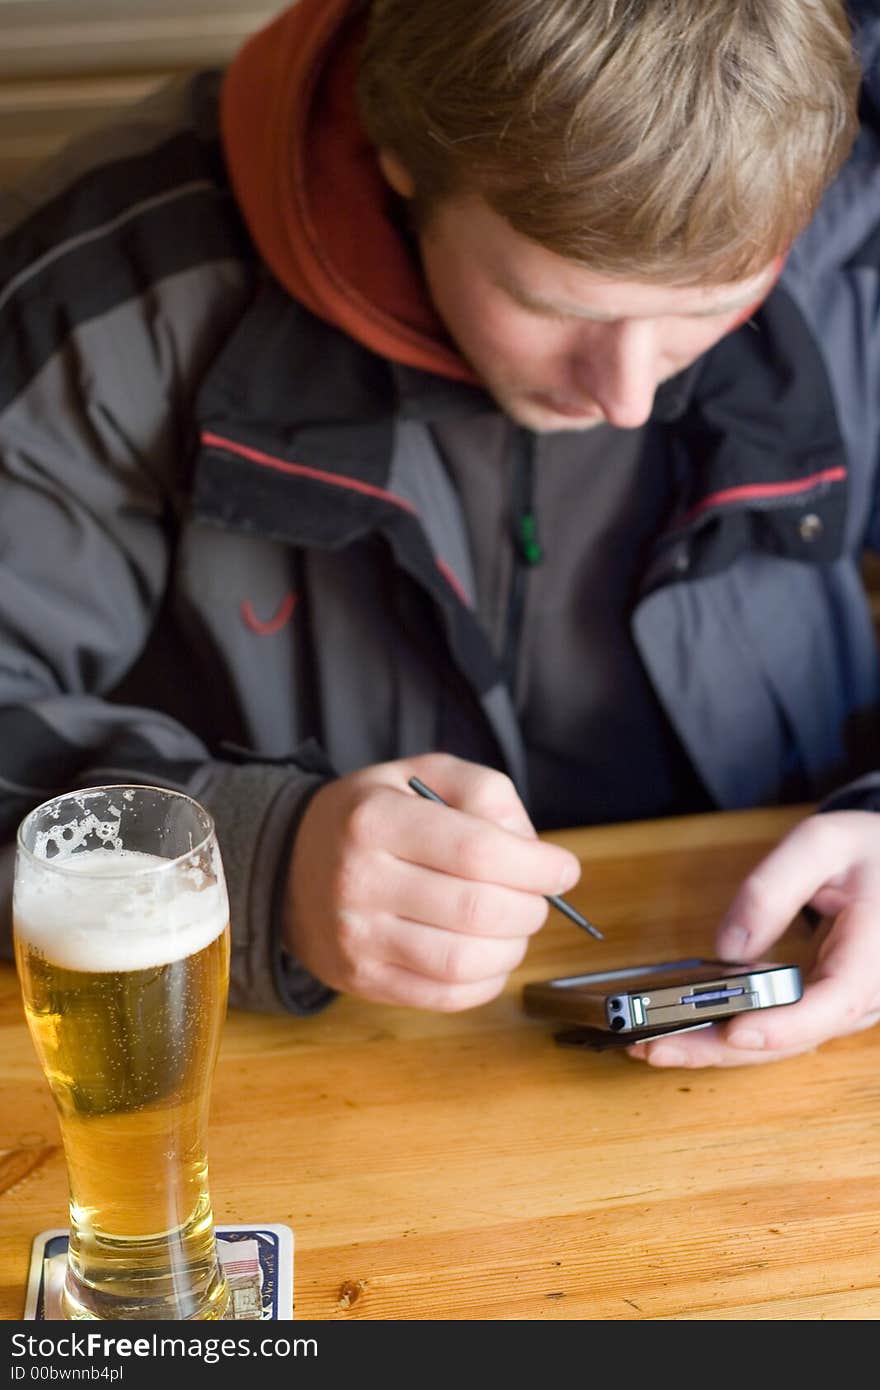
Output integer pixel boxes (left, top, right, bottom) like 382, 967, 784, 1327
529, 393, 602, 421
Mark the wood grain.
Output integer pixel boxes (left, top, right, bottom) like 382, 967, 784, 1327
3, 802, 879, 1320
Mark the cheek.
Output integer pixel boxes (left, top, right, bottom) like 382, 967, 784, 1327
450, 298, 559, 370
420, 253, 557, 369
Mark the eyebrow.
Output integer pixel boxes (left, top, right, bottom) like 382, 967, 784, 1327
497, 278, 768, 322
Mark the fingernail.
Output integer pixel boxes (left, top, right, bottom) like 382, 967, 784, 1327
728, 1028, 764, 1050
647, 1045, 686, 1067
718, 922, 749, 958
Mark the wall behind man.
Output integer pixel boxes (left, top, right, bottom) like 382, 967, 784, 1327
0, 0, 287, 182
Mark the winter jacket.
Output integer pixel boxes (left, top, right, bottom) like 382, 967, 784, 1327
2, 0, 880, 1013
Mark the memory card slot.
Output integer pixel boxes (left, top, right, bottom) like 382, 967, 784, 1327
679, 986, 746, 1008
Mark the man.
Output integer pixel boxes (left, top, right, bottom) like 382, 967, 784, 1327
2, 0, 880, 1068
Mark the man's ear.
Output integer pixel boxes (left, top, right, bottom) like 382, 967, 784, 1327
378, 149, 416, 199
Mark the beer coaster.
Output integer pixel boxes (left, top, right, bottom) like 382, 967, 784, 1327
22, 1225, 294, 1321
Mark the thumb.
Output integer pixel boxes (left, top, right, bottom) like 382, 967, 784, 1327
715, 818, 842, 962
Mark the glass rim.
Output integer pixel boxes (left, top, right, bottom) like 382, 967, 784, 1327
15, 784, 217, 881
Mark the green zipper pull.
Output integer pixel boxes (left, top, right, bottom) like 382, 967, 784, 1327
518, 512, 543, 565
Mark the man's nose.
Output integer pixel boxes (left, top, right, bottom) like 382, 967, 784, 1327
571, 321, 658, 429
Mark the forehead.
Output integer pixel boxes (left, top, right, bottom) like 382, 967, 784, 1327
435, 194, 776, 317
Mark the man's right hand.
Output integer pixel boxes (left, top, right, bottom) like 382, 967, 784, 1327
281, 753, 581, 1011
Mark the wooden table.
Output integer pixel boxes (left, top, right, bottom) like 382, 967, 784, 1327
2, 803, 879, 1322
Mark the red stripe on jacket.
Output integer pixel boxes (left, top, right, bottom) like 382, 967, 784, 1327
201, 429, 472, 607
677, 466, 846, 530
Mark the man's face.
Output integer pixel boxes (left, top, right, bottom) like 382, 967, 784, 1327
414, 193, 776, 433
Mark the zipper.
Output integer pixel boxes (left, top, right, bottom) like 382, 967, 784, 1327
501, 430, 542, 691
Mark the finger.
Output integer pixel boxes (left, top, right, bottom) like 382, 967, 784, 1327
715, 815, 870, 961
627, 1025, 808, 1069
722, 898, 880, 1054
373, 857, 549, 939
405, 754, 537, 838
351, 912, 530, 985
343, 958, 511, 1012
355, 786, 580, 896
631, 900, 880, 1066
628, 1000, 880, 1068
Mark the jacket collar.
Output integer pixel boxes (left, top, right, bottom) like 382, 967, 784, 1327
639, 282, 848, 591
191, 273, 848, 577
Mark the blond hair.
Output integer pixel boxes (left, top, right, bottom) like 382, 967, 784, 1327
357, 0, 860, 282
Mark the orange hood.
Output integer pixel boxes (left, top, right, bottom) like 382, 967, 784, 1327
221, 0, 476, 383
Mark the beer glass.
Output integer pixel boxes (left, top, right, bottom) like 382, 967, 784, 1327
13, 786, 230, 1321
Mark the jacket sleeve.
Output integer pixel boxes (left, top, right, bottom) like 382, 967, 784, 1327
818, 773, 880, 814
0, 416, 336, 1014
0, 188, 334, 1019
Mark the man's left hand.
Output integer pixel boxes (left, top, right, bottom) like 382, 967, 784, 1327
627, 810, 880, 1068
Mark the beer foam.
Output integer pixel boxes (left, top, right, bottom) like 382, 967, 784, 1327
14, 849, 228, 972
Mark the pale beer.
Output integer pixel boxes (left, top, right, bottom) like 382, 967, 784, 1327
14, 790, 231, 1320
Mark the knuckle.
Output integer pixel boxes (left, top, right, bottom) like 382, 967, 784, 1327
470, 768, 517, 814
345, 798, 376, 849
343, 953, 380, 998
332, 852, 371, 911
455, 883, 495, 934
345, 789, 387, 849
418, 751, 464, 780
792, 815, 838, 857
437, 936, 522, 985
478, 767, 517, 800
334, 908, 367, 957
454, 833, 493, 881
434, 937, 476, 984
